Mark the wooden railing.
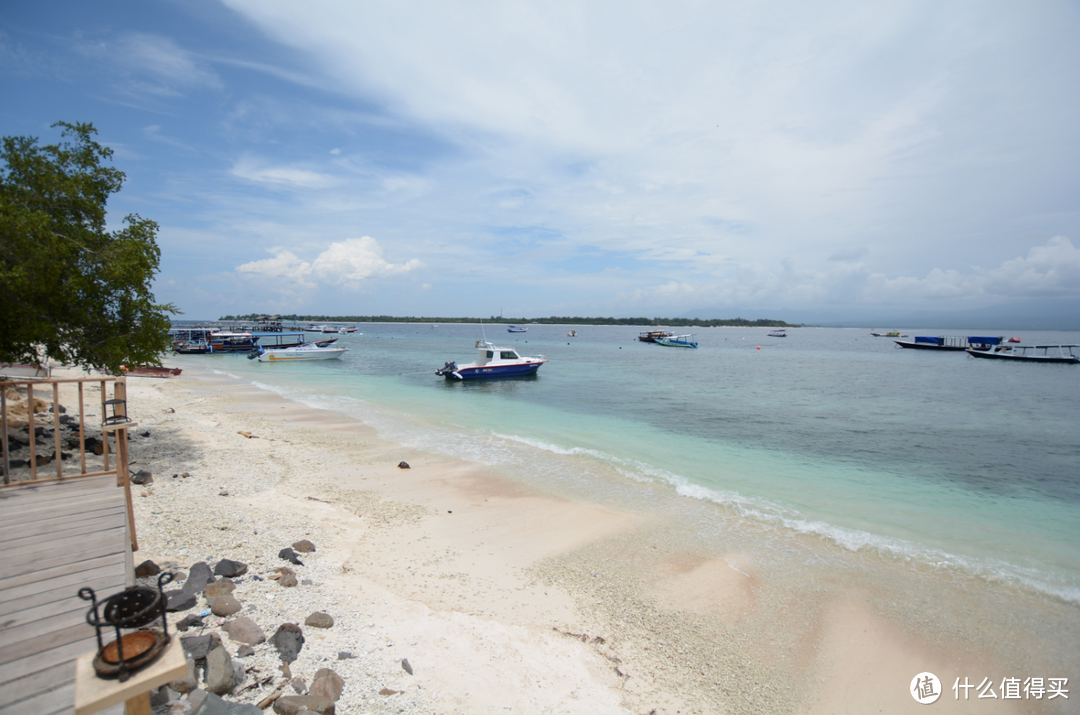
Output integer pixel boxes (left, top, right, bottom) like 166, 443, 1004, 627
0, 376, 139, 550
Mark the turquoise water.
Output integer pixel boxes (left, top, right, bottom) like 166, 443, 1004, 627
172, 324, 1080, 603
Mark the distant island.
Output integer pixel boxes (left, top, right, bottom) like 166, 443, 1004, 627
217, 314, 798, 328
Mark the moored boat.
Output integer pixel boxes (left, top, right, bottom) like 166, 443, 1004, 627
638, 330, 674, 343
767, 329, 787, 337
655, 334, 699, 348
894, 336, 1002, 351
252, 343, 349, 362
507, 325, 528, 333
435, 340, 547, 379
966, 344, 1079, 364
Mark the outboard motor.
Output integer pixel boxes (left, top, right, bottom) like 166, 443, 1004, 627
435, 360, 458, 377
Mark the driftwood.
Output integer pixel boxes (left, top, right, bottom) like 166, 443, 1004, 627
256, 682, 289, 709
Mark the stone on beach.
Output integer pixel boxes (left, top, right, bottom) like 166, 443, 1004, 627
221, 616, 266, 645
291, 539, 316, 553
270, 623, 305, 663
304, 612, 333, 628
204, 579, 236, 600
210, 594, 241, 616
204, 644, 237, 695
272, 695, 335, 715
214, 559, 248, 577
309, 668, 344, 702
135, 559, 161, 578
278, 547, 304, 565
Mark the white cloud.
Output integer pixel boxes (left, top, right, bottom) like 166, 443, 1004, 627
235, 237, 422, 288
231, 157, 339, 190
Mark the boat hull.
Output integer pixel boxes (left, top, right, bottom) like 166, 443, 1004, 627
257, 347, 348, 362
894, 340, 969, 351
449, 362, 544, 379
966, 349, 1079, 364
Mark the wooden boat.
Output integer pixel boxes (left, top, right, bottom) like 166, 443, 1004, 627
435, 340, 547, 379
638, 330, 674, 343
655, 334, 699, 348
507, 325, 528, 333
767, 329, 787, 337
966, 344, 1079, 364
894, 336, 1002, 352
121, 366, 182, 378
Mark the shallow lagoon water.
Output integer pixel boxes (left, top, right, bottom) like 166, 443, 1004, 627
175, 324, 1080, 604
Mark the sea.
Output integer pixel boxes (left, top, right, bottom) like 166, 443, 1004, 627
170, 324, 1080, 608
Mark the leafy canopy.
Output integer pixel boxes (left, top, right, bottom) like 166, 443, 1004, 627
0, 122, 177, 373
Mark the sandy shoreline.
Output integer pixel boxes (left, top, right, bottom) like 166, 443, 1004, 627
74, 366, 1076, 714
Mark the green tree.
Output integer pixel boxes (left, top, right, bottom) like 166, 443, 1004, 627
0, 122, 176, 373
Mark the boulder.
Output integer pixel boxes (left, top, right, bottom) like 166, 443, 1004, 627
214, 559, 248, 578
186, 562, 215, 592
269, 623, 305, 663
204, 644, 236, 695
272, 695, 334, 715
304, 612, 333, 629
308, 669, 344, 702
181, 634, 219, 662
221, 617, 266, 646
210, 595, 241, 617
134, 560, 161, 578
166, 590, 197, 613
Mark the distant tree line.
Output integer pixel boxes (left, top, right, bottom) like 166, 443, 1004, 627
218, 313, 798, 328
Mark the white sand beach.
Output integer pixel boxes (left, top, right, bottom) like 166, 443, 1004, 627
89, 366, 1072, 715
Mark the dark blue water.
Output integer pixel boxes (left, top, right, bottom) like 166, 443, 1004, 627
175, 324, 1080, 602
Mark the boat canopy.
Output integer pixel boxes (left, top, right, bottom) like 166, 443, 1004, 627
914, 336, 942, 345
967, 336, 1002, 345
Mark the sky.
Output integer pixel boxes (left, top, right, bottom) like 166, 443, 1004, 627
3, 0, 1080, 324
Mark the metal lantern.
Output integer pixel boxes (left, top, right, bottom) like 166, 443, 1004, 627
79, 572, 174, 681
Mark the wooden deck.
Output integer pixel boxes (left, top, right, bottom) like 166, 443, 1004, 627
0, 475, 132, 714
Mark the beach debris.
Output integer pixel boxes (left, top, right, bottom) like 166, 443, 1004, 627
270, 623, 305, 663
291, 539, 316, 553
222, 617, 266, 645
135, 559, 161, 578
379, 688, 400, 696
278, 547, 304, 566
304, 612, 334, 629
309, 668, 345, 702
397, 461, 410, 469
131, 469, 153, 485
401, 658, 413, 675
214, 558, 249, 577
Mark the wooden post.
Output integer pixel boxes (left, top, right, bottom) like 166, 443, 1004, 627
79, 381, 87, 475
53, 381, 62, 478
28, 382, 37, 481
100, 380, 110, 474
1, 385, 8, 485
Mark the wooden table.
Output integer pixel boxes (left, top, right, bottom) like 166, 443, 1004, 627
74, 637, 186, 715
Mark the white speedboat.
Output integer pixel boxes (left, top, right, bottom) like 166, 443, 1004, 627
435, 340, 547, 379
655, 334, 698, 348
252, 343, 349, 362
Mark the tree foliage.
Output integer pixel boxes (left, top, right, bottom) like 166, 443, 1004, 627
0, 122, 176, 373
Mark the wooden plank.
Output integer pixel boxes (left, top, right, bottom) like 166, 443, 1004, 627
0, 622, 93, 666
0, 573, 125, 622
0, 504, 125, 537
1, 680, 75, 715
0, 547, 126, 605
0, 496, 121, 528
0, 553, 126, 593
0, 486, 118, 511
0, 588, 98, 635
0, 601, 98, 650
0, 513, 125, 547
0, 660, 73, 708
0, 634, 98, 688
6, 537, 128, 578
5, 530, 127, 571
0, 476, 117, 499
75, 636, 185, 715
0, 526, 127, 576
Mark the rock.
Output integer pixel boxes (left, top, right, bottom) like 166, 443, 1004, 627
141, 430, 150, 437
166, 590, 197, 613
336, 652, 355, 660
236, 645, 255, 657
211, 594, 241, 617
150, 684, 176, 706
169, 654, 199, 694
401, 658, 413, 675
186, 562, 215, 592
278, 548, 303, 566
135, 560, 161, 578
131, 469, 153, 485
221, 617, 266, 646
308, 669, 344, 702
397, 461, 410, 469
219, 490, 229, 497
176, 614, 204, 632
164, 408, 175, 414
304, 612, 333, 629
291, 539, 316, 553
8, 458, 27, 468
204, 579, 236, 600
272, 696, 334, 715
204, 644, 236, 695
278, 574, 298, 588
190, 692, 263, 715
269, 623, 305, 663
181, 634, 219, 662
290, 678, 307, 694
214, 559, 248, 578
